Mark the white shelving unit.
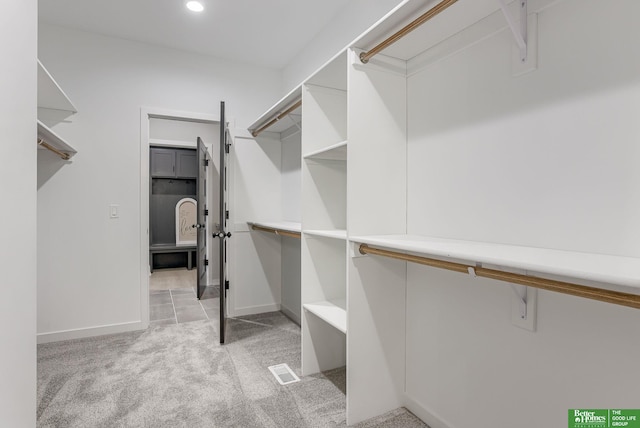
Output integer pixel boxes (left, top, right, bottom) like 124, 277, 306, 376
301, 50, 349, 376
37, 60, 77, 159
248, 1, 640, 426
343, 0, 640, 426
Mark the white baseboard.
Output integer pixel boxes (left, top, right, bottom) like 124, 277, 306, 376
403, 394, 455, 428
280, 305, 301, 326
230, 303, 280, 318
37, 320, 147, 344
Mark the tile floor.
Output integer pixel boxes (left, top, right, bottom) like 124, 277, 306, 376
149, 267, 197, 291
149, 267, 220, 326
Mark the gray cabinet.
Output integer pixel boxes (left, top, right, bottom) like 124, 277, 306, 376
150, 147, 197, 178
176, 150, 198, 178
150, 148, 176, 177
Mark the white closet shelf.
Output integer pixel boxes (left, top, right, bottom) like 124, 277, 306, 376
249, 221, 301, 234
303, 140, 347, 161
303, 298, 347, 333
248, 85, 302, 136
304, 229, 347, 240
350, 234, 640, 290
37, 120, 77, 159
38, 60, 77, 116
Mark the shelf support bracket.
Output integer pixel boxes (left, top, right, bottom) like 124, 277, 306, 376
287, 114, 301, 132
510, 284, 528, 319
498, 0, 527, 62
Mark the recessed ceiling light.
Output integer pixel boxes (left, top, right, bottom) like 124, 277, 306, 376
186, 1, 204, 12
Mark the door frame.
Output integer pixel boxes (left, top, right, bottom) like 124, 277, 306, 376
140, 107, 222, 327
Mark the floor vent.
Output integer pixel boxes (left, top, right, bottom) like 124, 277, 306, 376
268, 363, 300, 385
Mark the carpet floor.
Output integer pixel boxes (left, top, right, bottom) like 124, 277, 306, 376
37, 310, 428, 427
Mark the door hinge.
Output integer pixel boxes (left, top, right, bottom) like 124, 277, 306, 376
204, 259, 209, 266
205, 159, 209, 166
225, 143, 230, 154
225, 210, 229, 220
225, 280, 230, 290
204, 209, 208, 216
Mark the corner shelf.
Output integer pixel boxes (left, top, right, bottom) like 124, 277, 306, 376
351, 234, 640, 291
303, 298, 347, 333
303, 140, 347, 161
304, 229, 347, 240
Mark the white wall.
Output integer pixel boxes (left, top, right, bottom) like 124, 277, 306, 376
37, 24, 281, 340
405, 1, 640, 427
281, 0, 403, 94
0, 1, 36, 425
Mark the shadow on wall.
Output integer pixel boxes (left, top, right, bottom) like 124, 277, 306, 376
37, 149, 71, 190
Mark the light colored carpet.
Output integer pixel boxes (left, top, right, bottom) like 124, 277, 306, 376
37, 312, 428, 428
149, 268, 196, 291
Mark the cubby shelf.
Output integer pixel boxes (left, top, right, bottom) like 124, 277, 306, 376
303, 298, 347, 333
351, 234, 640, 289
304, 229, 347, 240
303, 140, 347, 161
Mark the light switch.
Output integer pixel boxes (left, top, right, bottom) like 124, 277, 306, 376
109, 204, 119, 219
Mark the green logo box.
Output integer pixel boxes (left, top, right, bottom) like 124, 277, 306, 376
569, 409, 640, 428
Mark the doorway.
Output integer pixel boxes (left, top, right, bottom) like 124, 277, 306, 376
140, 109, 222, 328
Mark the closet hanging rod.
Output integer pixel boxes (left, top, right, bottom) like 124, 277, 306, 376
359, 0, 459, 63
251, 99, 302, 137
251, 224, 301, 239
38, 138, 71, 160
358, 244, 640, 310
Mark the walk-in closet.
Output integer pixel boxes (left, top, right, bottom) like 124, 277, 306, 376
19, 1, 640, 427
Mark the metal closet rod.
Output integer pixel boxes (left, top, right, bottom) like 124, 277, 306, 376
38, 138, 71, 160
359, 0, 460, 64
358, 244, 640, 310
251, 99, 302, 137
251, 224, 301, 239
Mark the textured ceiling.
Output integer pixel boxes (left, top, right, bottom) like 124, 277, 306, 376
39, 0, 348, 69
